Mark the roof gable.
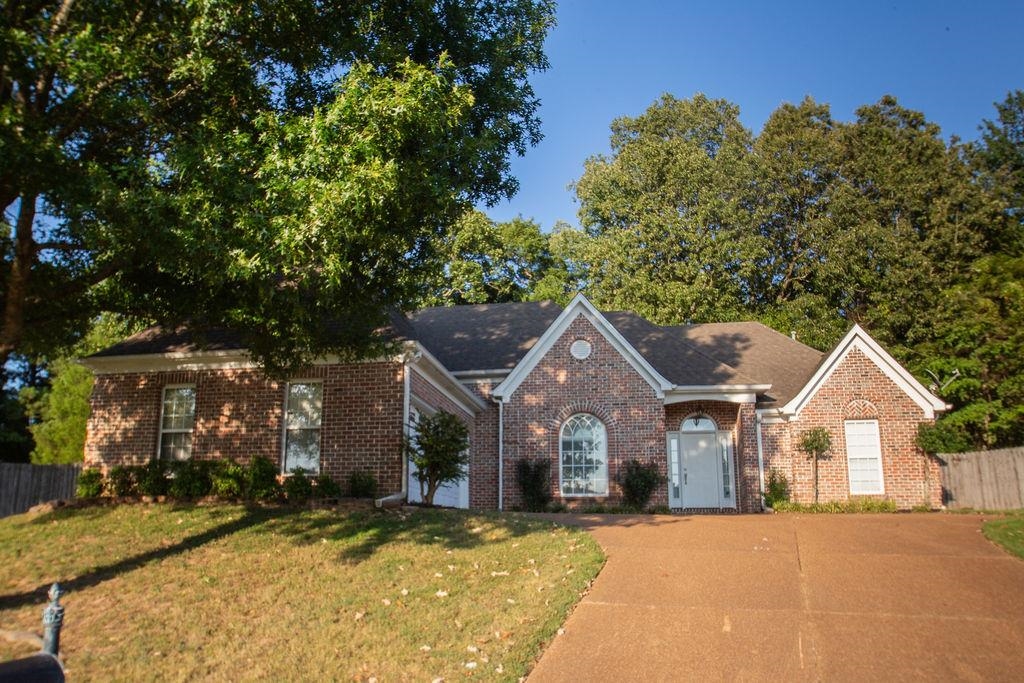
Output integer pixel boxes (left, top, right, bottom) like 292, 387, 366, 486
780, 324, 948, 419
491, 294, 673, 400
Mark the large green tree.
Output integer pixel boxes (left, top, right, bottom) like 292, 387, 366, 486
573, 93, 759, 324
425, 210, 553, 305
1, 0, 555, 377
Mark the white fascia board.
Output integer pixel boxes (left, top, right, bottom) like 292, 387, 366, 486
491, 293, 672, 400
408, 342, 488, 414
781, 324, 949, 419
663, 384, 771, 406
755, 407, 789, 424
79, 350, 255, 374
451, 369, 512, 382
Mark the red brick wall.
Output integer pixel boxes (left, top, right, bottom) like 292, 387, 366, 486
466, 381, 500, 510
85, 362, 405, 493
761, 347, 940, 509
500, 315, 666, 509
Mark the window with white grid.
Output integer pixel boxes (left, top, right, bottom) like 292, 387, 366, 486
559, 414, 607, 496
845, 419, 884, 495
158, 386, 196, 461
283, 382, 323, 474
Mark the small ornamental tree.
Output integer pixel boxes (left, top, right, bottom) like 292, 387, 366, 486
798, 427, 832, 503
406, 410, 470, 506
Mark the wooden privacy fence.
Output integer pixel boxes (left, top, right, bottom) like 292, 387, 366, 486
938, 447, 1024, 510
0, 463, 81, 518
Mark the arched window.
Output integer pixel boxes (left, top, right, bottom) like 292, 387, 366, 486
559, 414, 607, 496
681, 415, 717, 432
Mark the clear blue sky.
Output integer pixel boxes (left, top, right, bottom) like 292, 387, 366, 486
482, 0, 1024, 230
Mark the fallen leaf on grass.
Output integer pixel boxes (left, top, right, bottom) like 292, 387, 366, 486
435, 590, 449, 598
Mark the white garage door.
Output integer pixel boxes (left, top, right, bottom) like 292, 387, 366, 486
406, 406, 469, 509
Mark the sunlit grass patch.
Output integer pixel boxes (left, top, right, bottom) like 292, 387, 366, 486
0, 504, 603, 680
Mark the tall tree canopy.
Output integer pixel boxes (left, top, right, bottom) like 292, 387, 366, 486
573, 92, 1018, 449
1, 0, 555, 376
424, 210, 553, 305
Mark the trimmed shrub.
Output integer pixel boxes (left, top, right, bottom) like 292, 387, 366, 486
515, 459, 552, 512
137, 460, 170, 496
108, 465, 138, 497
76, 469, 105, 498
210, 459, 246, 499
348, 470, 377, 498
405, 410, 469, 506
284, 469, 314, 504
773, 498, 897, 513
168, 460, 213, 499
245, 456, 281, 501
314, 475, 342, 499
764, 468, 790, 508
620, 459, 663, 510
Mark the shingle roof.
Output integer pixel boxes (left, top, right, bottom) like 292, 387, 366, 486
90, 301, 824, 406
409, 301, 562, 372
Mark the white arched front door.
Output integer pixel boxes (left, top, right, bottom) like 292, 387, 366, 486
667, 416, 736, 509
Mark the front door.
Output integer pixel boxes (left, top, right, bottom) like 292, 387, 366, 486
681, 431, 720, 508
667, 428, 735, 509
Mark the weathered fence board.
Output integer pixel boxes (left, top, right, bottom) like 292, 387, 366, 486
0, 463, 81, 518
939, 447, 1024, 510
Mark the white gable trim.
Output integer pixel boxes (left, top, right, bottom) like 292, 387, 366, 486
491, 293, 673, 401
781, 324, 949, 420
406, 342, 488, 414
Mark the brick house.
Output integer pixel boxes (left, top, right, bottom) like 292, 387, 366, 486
82, 294, 948, 511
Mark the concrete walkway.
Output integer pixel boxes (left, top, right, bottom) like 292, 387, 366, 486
529, 513, 1024, 682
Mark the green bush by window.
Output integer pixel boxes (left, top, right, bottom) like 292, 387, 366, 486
168, 460, 213, 498
620, 459, 663, 510
284, 469, 314, 504
245, 456, 281, 501
314, 475, 342, 499
137, 460, 169, 496
515, 459, 552, 512
210, 459, 246, 499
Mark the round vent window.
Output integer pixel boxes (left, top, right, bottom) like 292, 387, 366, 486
570, 339, 592, 360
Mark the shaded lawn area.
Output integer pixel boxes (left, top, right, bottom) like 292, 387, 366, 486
0, 504, 604, 681
983, 511, 1024, 560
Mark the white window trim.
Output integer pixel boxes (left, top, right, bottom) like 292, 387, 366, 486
558, 414, 609, 497
845, 419, 885, 495
281, 380, 323, 475
157, 384, 197, 461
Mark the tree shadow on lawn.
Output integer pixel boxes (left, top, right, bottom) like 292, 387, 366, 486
264, 507, 540, 564
1, 506, 540, 610
0, 505, 280, 611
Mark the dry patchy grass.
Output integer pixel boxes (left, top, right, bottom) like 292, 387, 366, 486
0, 504, 603, 681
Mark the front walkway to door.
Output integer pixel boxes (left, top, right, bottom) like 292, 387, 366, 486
528, 513, 1024, 681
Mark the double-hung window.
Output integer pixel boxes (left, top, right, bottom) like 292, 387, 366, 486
845, 419, 884, 494
284, 382, 323, 474
159, 386, 196, 461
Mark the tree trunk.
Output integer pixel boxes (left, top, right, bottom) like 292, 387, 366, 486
812, 455, 819, 504
0, 194, 37, 372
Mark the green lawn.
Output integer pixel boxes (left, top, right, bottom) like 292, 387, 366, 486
0, 504, 604, 681
983, 512, 1024, 560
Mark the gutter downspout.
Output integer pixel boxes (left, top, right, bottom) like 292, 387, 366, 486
496, 398, 504, 511
376, 354, 414, 508
755, 411, 766, 512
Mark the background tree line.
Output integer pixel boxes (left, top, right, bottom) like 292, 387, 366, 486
431, 91, 1024, 453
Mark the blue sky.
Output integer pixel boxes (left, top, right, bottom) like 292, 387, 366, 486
482, 0, 1024, 229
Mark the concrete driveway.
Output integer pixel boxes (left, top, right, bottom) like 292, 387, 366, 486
529, 513, 1024, 682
